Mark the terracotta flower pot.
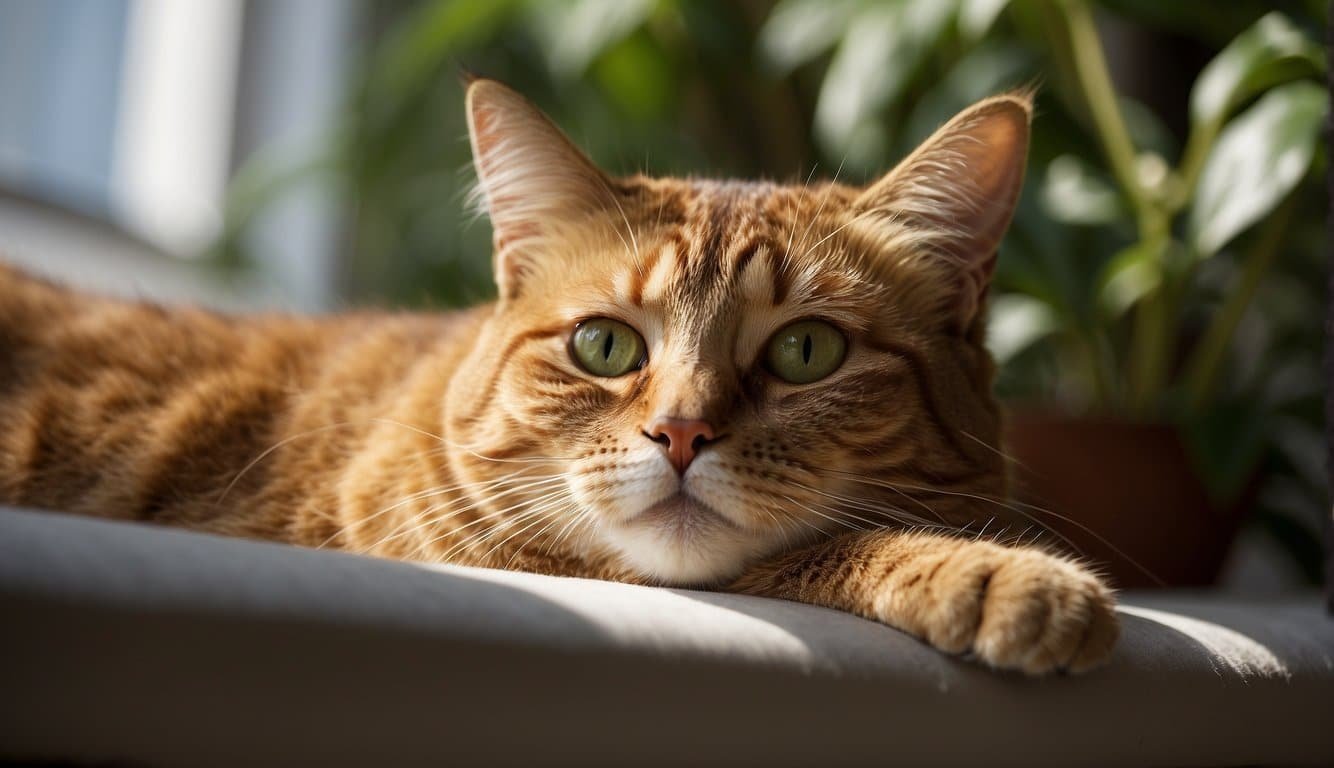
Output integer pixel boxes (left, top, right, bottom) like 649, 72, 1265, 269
1002, 409, 1252, 589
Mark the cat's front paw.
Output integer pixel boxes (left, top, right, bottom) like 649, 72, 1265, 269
893, 543, 1118, 675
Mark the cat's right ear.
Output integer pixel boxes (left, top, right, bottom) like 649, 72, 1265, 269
466, 79, 614, 298
852, 93, 1031, 334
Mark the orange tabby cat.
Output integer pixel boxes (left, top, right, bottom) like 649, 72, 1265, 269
0, 79, 1116, 675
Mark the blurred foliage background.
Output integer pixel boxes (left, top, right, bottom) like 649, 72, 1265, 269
221, 0, 1328, 584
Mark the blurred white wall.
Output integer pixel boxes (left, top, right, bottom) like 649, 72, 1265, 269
112, 0, 243, 258
233, 0, 357, 312
0, 0, 356, 311
0, 0, 128, 212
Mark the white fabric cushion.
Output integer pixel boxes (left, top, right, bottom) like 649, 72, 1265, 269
1, 506, 1331, 767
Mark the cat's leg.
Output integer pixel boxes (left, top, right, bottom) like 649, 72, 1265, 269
729, 530, 1118, 675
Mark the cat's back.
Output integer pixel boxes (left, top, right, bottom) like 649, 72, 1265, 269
0, 261, 484, 539
0, 262, 315, 412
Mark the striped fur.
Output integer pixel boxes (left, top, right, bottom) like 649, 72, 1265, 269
0, 80, 1116, 675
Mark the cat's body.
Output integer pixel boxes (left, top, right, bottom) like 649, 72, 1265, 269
0, 80, 1118, 675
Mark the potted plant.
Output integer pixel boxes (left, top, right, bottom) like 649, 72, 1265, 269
989, 4, 1326, 587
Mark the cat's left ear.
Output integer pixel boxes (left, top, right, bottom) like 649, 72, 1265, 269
466, 78, 616, 298
854, 93, 1031, 333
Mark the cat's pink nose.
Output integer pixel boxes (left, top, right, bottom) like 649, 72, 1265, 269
645, 417, 716, 475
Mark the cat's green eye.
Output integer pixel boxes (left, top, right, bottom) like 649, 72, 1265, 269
765, 320, 847, 384
570, 318, 647, 377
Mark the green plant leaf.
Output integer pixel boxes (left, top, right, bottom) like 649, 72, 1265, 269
1189, 11, 1324, 131
379, 0, 518, 99
1189, 80, 1326, 256
529, 0, 658, 78
957, 0, 1009, 41
1095, 241, 1161, 318
593, 33, 674, 119
1120, 97, 1178, 159
987, 293, 1058, 364
1040, 154, 1124, 225
814, 0, 957, 168
757, 0, 859, 74
900, 40, 1035, 156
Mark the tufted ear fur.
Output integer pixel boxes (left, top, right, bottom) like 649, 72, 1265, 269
854, 93, 1032, 333
466, 78, 616, 299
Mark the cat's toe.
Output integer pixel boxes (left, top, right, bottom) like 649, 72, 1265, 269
969, 550, 1118, 676
914, 551, 997, 655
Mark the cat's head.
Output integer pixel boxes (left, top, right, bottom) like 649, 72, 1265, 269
446, 79, 1029, 586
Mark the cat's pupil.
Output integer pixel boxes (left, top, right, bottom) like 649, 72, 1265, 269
603, 332, 614, 361
802, 334, 812, 365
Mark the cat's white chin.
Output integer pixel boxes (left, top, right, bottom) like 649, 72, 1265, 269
602, 495, 772, 586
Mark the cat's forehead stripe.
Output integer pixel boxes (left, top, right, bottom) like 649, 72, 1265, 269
626, 241, 661, 307
633, 236, 679, 307
771, 256, 792, 306
610, 180, 890, 330
737, 243, 777, 308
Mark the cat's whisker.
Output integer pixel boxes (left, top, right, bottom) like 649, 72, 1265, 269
505, 511, 568, 569
785, 162, 819, 257
796, 206, 877, 262
788, 480, 945, 530
973, 516, 996, 541
775, 513, 803, 551
366, 474, 568, 553
366, 417, 448, 442
218, 420, 365, 505
810, 461, 943, 521
1011, 524, 1038, 548
317, 468, 547, 549
775, 497, 833, 539
830, 469, 1078, 544
592, 170, 640, 263
369, 471, 565, 536
776, 498, 826, 532
419, 504, 552, 564
563, 512, 603, 561
367, 418, 580, 465
957, 428, 1033, 472
429, 507, 548, 564
808, 496, 944, 533
457, 448, 579, 465
829, 470, 1165, 586
794, 480, 926, 521
410, 482, 572, 556
783, 495, 864, 532
751, 502, 783, 529
543, 504, 594, 557
220, 417, 469, 508
793, 155, 845, 256
490, 500, 576, 566
368, 477, 567, 558
429, 488, 575, 563
444, 496, 574, 566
